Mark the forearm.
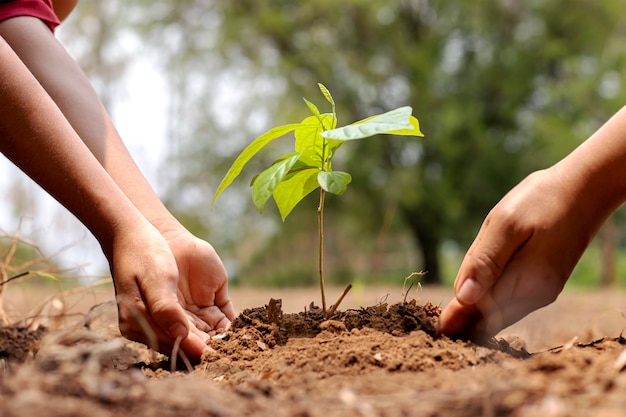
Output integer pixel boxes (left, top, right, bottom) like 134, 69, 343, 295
0, 17, 179, 231
1, 17, 231, 360
0, 38, 143, 254
83, 109, 180, 231
553, 106, 626, 224
77, 101, 177, 229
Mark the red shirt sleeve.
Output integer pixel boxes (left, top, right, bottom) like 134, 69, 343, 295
0, 0, 61, 32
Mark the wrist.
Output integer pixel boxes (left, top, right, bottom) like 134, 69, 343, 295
92, 202, 152, 260
147, 214, 187, 237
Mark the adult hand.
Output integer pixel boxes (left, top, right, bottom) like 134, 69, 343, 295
438, 168, 599, 343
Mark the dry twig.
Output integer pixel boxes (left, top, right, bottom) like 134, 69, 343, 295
402, 271, 427, 303
325, 283, 353, 319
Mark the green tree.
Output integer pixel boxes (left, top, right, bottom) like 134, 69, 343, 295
58, 1, 626, 286
208, 0, 626, 283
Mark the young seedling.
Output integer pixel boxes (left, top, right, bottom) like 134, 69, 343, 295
0, 270, 58, 288
213, 83, 423, 315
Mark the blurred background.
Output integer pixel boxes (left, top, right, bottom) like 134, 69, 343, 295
1, 0, 625, 289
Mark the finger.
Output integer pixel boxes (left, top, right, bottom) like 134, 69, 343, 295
178, 244, 236, 323
450, 259, 563, 344
461, 295, 544, 345
437, 297, 483, 338
465, 265, 563, 343
199, 251, 236, 322
117, 302, 172, 353
454, 213, 532, 306
185, 310, 213, 332
137, 270, 190, 341
178, 327, 211, 361
456, 296, 505, 345
440, 282, 511, 342
116, 289, 212, 361
214, 289, 236, 322
194, 305, 232, 330
124, 328, 210, 361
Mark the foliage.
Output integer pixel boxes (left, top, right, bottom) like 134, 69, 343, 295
60, 0, 626, 286
209, 0, 626, 283
214, 84, 422, 311
213, 84, 422, 219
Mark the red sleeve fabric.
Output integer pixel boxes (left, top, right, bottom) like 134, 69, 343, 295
0, 0, 60, 32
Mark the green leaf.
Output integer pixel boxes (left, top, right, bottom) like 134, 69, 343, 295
212, 123, 301, 207
252, 152, 302, 213
318, 83, 335, 106
273, 167, 320, 220
250, 153, 316, 187
304, 98, 322, 120
321, 106, 415, 141
29, 270, 58, 281
318, 171, 352, 195
295, 114, 337, 164
380, 115, 424, 137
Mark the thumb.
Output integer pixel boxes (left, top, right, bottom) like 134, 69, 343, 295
454, 215, 531, 306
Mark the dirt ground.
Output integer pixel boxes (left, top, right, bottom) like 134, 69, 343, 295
2, 283, 626, 417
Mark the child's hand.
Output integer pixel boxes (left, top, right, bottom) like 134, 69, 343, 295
109, 221, 234, 361
160, 224, 236, 333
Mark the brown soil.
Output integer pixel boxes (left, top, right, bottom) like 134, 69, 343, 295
1, 286, 626, 417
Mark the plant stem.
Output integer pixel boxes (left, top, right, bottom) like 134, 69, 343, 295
0, 271, 29, 287
318, 188, 327, 313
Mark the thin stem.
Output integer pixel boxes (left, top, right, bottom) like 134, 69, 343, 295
318, 188, 327, 313
0, 271, 29, 288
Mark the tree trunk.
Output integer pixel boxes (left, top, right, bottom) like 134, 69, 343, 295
400, 205, 442, 284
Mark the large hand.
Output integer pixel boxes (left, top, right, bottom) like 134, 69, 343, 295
109, 221, 232, 361
438, 168, 604, 343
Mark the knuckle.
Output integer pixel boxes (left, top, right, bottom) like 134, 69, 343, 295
150, 298, 175, 316
469, 249, 503, 285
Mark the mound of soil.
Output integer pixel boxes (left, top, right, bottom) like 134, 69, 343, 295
1, 298, 626, 417
0, 325, 47, 362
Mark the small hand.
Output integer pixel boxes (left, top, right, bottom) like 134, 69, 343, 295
438, 168, 600, 343
109, 221, 234, 361
161, 225, 236, 333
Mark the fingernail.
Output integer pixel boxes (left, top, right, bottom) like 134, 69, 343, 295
457, 278, 483, 305
168, 322, 188, 340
